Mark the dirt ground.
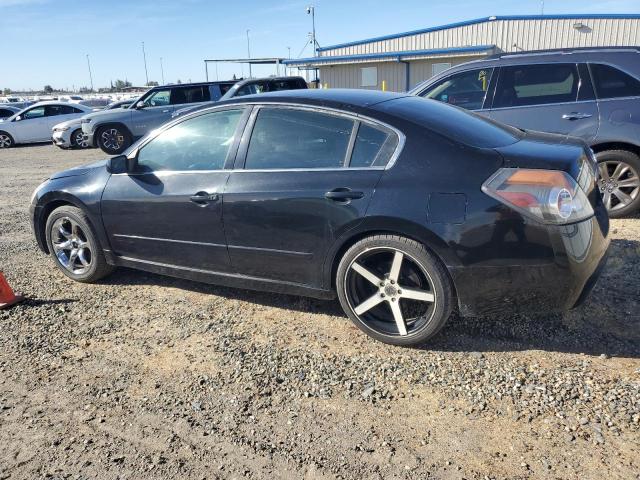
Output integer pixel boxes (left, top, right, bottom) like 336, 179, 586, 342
0, 144, 638, 480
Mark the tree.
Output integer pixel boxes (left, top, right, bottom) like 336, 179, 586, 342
145, 81, 159, 87
43, 85, 54, 94
2, 88, 10, 95
114, 79, 132, 90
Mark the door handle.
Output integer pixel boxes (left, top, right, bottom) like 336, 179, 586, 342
162, 109, 171, 113
562, 112, 593, 120
190, 191, 219, 204
325, 188, 365, 202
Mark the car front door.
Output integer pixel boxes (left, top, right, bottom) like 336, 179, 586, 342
129, 89, 175, 138
223, 106, 400, 288
488, 63, 599, 141
13, 105, 48, 142
101, 107, 249, 272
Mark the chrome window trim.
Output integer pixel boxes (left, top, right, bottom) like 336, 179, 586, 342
241, 104, 405, 171
125, 101, 406, 172
488, 99, 597, 112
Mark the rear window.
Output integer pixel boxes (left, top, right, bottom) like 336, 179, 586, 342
590, 63, 640, 99
384, 96, 521, 149
494, 64, 579, 108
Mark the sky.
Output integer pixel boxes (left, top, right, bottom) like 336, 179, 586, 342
1, 0, 639, 91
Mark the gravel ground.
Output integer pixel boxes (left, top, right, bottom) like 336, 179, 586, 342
1, 144, 639, 479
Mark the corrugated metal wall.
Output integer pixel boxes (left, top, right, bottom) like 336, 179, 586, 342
319, 18, 640, 57
318, 55, 484, 92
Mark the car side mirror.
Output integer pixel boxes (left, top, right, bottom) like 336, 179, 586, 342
14, 115, 22, 122
106, 154, 137, 174
135, 101, 145, 109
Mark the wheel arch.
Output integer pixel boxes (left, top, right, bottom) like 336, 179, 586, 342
0, 130, 15, 145
590, 141, 640, 157
35, 193, 96, 255
323, 218, 460, 298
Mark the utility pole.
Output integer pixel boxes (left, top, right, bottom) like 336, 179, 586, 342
160, 57, 165, 85
142, 41, 149, 85
246, 29, 252, 78
540, 0, 545, 14
287, 46, 291, 76
307, 5, 318, 56
86, 54, 94, 92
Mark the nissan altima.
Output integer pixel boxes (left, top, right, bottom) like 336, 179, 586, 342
30, 90, 609, 346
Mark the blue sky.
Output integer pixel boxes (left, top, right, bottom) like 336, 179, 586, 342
1, 0, 639, 91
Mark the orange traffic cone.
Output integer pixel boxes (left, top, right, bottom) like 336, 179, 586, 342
0, 271, 24, 310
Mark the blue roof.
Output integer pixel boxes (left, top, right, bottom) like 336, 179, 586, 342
317, 14, 640, 53
283, 45, 496, 66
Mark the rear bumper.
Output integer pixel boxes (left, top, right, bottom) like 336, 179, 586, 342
450, 213, 610, 316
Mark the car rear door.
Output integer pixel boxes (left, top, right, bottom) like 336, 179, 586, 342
487, 63, 599, 141
101, 107, 249, 272
222, 105, 400, 288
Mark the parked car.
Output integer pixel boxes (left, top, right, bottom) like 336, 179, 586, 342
30, 89, 609, 346
81, 81, 237, 154
410, 47, 640, 217
52, 118, 90, 149
0, 105, 20, 119
0, 102, 94, 148
220, 76, 308, 100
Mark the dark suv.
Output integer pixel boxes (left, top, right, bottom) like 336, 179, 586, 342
411, 47, 640, 217
81, 81, 236, 154
220, 76, 308, 100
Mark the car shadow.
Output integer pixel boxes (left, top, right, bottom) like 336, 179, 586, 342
99, 238, 639, 358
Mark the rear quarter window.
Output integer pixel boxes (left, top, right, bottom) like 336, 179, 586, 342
590, 63, 640, 99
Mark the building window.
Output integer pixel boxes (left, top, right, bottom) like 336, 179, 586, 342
432, 63, 451, 77
361, 67, 378, 87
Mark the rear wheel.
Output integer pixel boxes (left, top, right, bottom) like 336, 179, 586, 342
0, 131, 14, 148
596, 150, 640, 218
96, 125, 131, 154
70, 128, 89, 149
45, 206, 114, 282
336, 235, 454, 346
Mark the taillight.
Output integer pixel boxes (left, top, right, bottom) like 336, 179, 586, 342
482, 168, 594, 225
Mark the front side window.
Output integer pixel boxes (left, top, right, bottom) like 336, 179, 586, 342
22, 106, 45, 119
171, 86, 211, 105
494, 64, 579, 108
350, 123, 398, 168
590, 63, 640, 99
137, 109, 243, 172
245, 108, 354, 170
142, 89, 171, 107
421, 68, 493, 110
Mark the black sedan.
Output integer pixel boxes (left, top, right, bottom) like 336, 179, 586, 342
30, 90, 609, 346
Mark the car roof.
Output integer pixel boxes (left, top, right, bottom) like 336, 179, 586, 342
25, 100, 92, 108
152, 80, 237, 90
232, 76, 306, 86
220, 88, 408, 109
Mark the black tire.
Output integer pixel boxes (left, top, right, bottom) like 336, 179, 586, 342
596, 149, 640, 218
336, 234, 454, 346
96, 124, 131, 154
45, 205, 114, 283
70, 128, 89, 149
0, 131, 14, 148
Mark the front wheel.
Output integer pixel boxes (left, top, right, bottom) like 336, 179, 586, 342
96, 125, 131, 154
336, 235, 454, 346
596, 150, 640, 218
70, 128, 89, 149
45, 206, 114, 282
0, 131, 14, 148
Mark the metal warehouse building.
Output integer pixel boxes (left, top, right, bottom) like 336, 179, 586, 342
284, 14, 640, 92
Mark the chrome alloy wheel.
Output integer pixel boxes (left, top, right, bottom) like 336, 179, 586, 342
344, 247, 436, 337
51, 217, 93, 275
598, 160, 640, 212
73, 130, 89, 148
0, 133, 12, 148
100, 128, 124, 152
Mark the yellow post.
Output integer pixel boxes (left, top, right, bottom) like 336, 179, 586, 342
382, 80, 387, 92
324, 82, 328, 89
